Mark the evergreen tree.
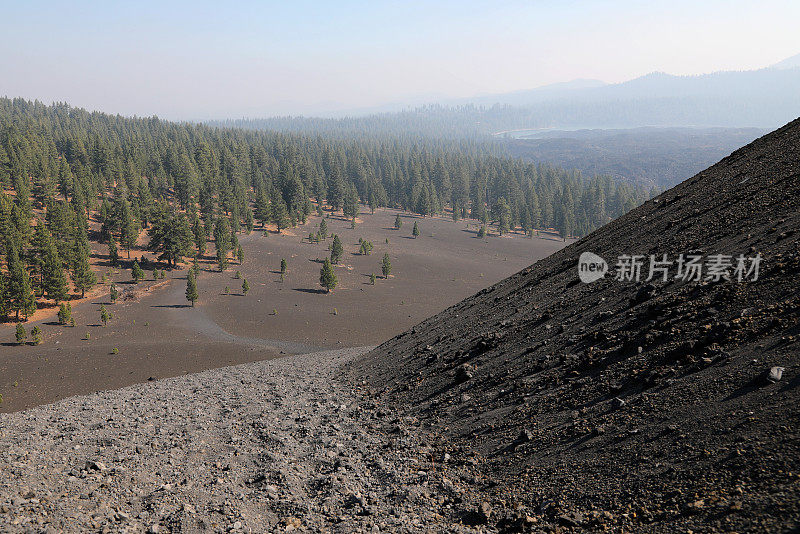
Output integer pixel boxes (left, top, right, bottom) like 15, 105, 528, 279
319, 258, 337, 293
394, 214, 402, 229
100, 304, 112, 326
131, 260, 144, 283
242, 278, 249, 295
280, 258, 287, 275
412, 221, 420, 238
147, 210, 193, 267
57, 302, 72, 325
7, 246, 36, 320
330, 234, 343, 264
270, 191, 290, 232
43, 240, 69, 303
381, 253, 392, 278
30, 325, 42, 345
214, 217, 231, 271
237, 244, 244, 264
119, 200, 139, 259
15, 323, 26, 344
185, 270, 198, 306
109, 283, 119, 303
343, 185, 359, 220
108, 235, 120, 267
319, 219, 328, 240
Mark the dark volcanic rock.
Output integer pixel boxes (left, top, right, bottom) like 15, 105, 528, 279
350, 118, 800, 532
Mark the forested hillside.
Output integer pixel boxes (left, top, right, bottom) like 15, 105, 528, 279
0, 97, 649, 322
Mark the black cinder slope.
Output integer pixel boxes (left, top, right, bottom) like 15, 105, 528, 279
349, 118, 800, 532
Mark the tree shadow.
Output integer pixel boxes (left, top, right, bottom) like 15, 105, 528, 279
308, 258, 325, 264
292, 287, 327, 295
150, 304, 191, 309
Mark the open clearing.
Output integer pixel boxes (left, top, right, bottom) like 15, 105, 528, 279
0, 208, 566, 413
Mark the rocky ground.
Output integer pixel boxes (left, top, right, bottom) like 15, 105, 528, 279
0, 348, 502, 533
351, 118, 800, 532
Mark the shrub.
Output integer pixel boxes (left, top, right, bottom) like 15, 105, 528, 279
15, 324, 26, 345
58, 302, 72, 325
111, 348, 119, 355
30, 326, 42, 345
131, 261, 144, 283
100, 305, 112, 326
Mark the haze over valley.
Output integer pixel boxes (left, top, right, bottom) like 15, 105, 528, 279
0, 2, 798, 532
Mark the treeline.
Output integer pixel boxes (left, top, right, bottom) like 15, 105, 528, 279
0, 97, 649, 320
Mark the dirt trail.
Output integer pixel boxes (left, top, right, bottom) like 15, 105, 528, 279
0, 348, 482, 533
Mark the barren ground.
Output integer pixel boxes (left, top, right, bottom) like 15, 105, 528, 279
0, 208, 566, 413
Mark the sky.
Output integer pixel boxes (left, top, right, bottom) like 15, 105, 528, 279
1, 0, 798, 120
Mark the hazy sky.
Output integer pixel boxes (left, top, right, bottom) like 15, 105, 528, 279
1, 0, 798, 119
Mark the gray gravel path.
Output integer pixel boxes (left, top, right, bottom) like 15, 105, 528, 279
0, 348, 480, 533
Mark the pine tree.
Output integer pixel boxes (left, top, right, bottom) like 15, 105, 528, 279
147, 210, 193, 268
394, 214, 402, 229
43, 240, 69, 303
280, 258, 287, 275
185, 270, 198, 306
319, 258, 337, 293
7, 246, 37, 320
119, 200, 139, 259
270, 192, 290, 232
15, 323, 27, 344
30, 325, 42, 345
131, 260, 144, 283
242, 278, 249, 295
108, 235, 119, 267
214, 217, 231, 271
0, 264, 7, 319
70, 240, 96, 298
58, 302, 72, 325
100, 304, 112, 326
381, 253, 392, 278
319, 219, 328, 240
330, 234, 343, 264
343, 186, 359, 220
412, 221, 420, 238
237, 244, 244, 264
109, 283, 119, 303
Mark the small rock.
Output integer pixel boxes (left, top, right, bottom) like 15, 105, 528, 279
84, 460, 106, 472
766, 366, 784, 383
516, 429, 534, 444
559, 511, 584, 527
455, 364, 474, 383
